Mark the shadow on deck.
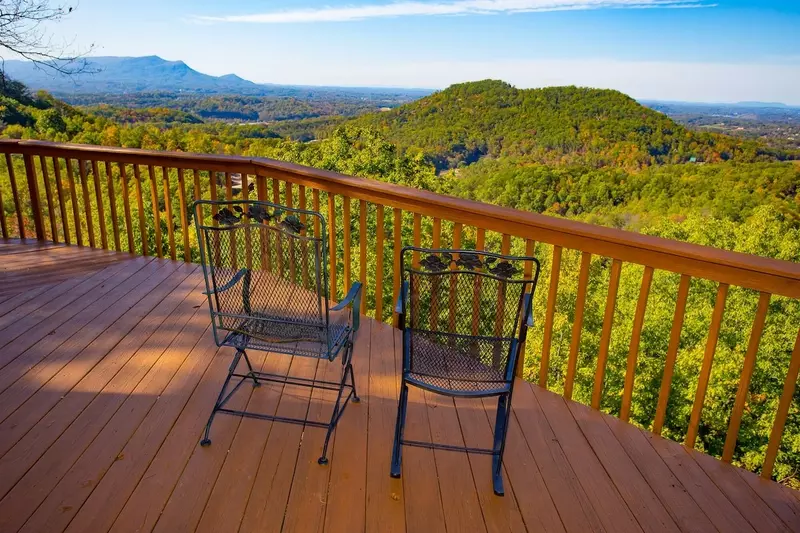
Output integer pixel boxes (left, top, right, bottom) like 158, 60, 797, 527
0, 240, 798, 533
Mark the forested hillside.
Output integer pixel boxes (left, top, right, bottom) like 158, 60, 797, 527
2, 78, 800, 487
347, 80, 793, 170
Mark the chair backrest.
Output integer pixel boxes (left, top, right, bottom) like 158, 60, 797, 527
400, 247, 541, 392
194, 199, 331, 350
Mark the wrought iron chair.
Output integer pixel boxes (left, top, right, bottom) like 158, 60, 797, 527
193, 199, 361, 465
390, 247, 540, 495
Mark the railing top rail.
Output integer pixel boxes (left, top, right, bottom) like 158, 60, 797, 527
3, 139, 799, 297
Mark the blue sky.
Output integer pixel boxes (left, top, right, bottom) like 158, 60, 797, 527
48, 0, 800, 103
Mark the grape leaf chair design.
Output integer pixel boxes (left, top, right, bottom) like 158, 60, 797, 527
193, 199, 362, 465
391, 246, 540, 495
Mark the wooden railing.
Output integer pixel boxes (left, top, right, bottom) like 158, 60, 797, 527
1, 139, 799, 482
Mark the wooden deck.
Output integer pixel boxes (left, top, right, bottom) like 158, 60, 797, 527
1, 240, 799, 533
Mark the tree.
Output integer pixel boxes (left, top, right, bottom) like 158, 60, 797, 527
0, 0, 92, 75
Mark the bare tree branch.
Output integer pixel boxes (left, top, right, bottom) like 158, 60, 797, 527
0, 0, 94, 77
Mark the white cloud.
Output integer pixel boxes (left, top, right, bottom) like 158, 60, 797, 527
196, 0, 715, 24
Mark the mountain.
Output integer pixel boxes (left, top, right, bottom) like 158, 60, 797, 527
2, 56, 264, 94
1, 56, 433, 100
345, 80, 781, 171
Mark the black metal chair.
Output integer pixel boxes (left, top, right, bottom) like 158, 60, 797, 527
390, 247, 540, 495
193, 199, 361, 465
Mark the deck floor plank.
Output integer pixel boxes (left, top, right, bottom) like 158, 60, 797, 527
323, 320, 371, 533
150, 350, 269, 533
364, 321, 406, 533
0, 269, 200, 459
194, 352, 291, 533
0, 241, 796, 533
646, 431, 758, 533
0, 279, 209, 531
394, 328, 448, 533
238, 355, 319, 533
531, 384, 643, 533
602, 413, 718, 533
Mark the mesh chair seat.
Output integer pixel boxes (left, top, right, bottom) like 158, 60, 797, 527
223, 313, 351, 359
406, 330, 512, 394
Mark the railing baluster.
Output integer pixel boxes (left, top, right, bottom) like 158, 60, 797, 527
539, 245, 562, 388
176, 169, 190, 263
104, 161, 120, 251
5, 154, 24, 239
501, 233, 511, 255
412, 213, 421, 267
476, 228, 485, 251
299, 185, 309, 287
118, 163, 134, 253
312, 189, 320, 238
133, 165, 147, 256
162, 167, 175, 260
209, 171, 219, 222
653, 274, 692, 434
762, 328, 800, 479
38, 156, 57, 242
432, 217, 441, 248
328, 193, 337, 300
448, 223, 462, 333
343, 197, 351, 292
359, 199, 367, 291
256, 174, 268, 271
225, 171, 233, 201
375, 205, 385, 321
22, 154, 44, 240
592, 258, 622, 409
620, 266, 653, 421
722, 291, 771, 462
517, 239, 536, 378
66, 160, 82, 246
52, 158, 69, 245
493, 234, 512, 359
565, 251, 591, 399
393, 208, 402, 327
223, 172, 236, 268
685, 283, 728, 447
272, 178, 280, 205
91, 160, 108, 249
0, 167, 6, 238
241, 174, 254, 270
79, 161, 95, 248
285, 181, 296, 281
147, 165, 162, 258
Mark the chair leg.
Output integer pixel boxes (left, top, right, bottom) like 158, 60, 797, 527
200, 349, 241, 446
348, 362, 360, 403
390, 380, 409, 478
491, 394, 512, 496
240, 349, 261, 387
318, 341, 356, 465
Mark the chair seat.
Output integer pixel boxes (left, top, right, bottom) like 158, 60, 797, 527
406, 331, 512, 395
223, 312, 351, 359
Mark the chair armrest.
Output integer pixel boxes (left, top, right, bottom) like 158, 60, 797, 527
332, 282, 362, 331
523, 292, 534, 328
394, 281, 408, 315
203, 268, 248, 295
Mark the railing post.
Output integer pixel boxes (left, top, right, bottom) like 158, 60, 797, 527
22, 153, 45, 240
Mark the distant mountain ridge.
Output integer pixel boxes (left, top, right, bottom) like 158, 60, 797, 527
2, 56, 432, 99
2, 56, 265, 94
